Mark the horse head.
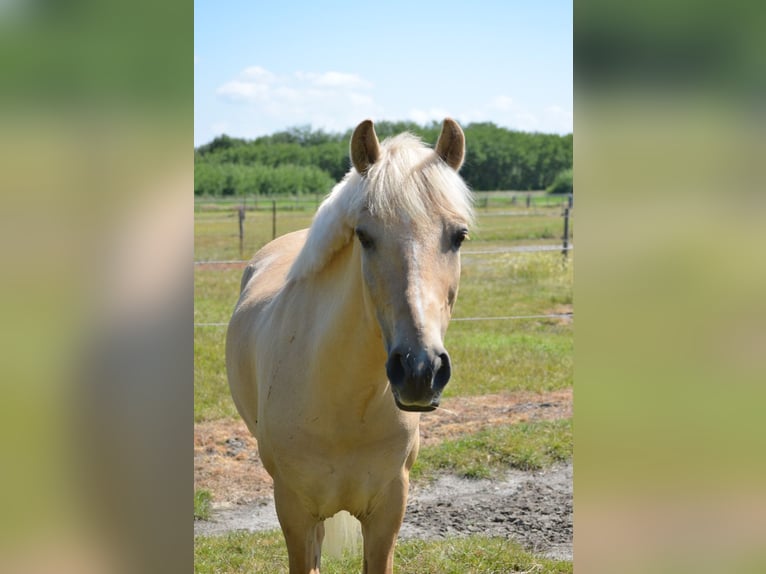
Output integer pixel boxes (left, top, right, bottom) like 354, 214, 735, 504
350, 119, 472, 412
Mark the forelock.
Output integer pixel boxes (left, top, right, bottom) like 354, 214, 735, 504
348, 133, 473, 226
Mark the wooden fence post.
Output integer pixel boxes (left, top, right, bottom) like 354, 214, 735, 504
237, 205, 245, 258
272, 200, 277, 240
562, 206, 570, 259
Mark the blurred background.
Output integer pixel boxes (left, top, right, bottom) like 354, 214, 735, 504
0, 1, 191, 573
575, 1, 766, 572
0, 0, 764, 573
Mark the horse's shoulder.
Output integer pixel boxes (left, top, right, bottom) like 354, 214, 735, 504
240, 229, 308, 296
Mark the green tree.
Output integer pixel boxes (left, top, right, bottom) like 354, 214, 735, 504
195, 122, 573, 194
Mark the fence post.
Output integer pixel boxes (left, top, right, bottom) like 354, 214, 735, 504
561, 206, 570, 259
237, 205, 245, 257
272, 200, 277, 240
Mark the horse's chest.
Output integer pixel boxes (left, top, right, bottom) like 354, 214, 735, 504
261, 422, 416, 517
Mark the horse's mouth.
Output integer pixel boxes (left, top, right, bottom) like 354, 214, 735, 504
392, 395, 439, 412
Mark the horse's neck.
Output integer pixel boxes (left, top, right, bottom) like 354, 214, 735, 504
316, 240, 380, 345
308, 241, 387, 389
294, 240, 417, 429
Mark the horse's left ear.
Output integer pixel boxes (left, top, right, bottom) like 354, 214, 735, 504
435, 118, 465, 171
350, 119, 381, 175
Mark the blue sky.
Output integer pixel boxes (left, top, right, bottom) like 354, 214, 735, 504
194, 1, 572, 146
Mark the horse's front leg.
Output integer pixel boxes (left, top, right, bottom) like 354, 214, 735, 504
360, 473, 409, 574
273, 479, 325, 574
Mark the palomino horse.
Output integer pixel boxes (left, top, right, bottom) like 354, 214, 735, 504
226, 118, 473, 573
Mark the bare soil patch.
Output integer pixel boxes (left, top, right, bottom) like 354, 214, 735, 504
194, 463, 573, 560
194, 389, 573, 559
402, 462, 573, 560
194, 389, 572, 506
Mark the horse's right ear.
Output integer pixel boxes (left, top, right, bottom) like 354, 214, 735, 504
435, 118, 465, 171
350, 119, 380, 175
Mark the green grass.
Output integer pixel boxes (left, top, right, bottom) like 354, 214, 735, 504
472, 190, 571, 209
194, 207, 574, 421
458, 251, 573, 317
194, 490, 213, 521
445, 251, 573, 396
194, 266, 241, 322
196, 191, 570, 212
446, 322, 573, 397
194, 202, 574, 572
193, 266, 245, 422
194, 530, 572, 573
193, 202, 574, 261
469, 212, 572, 244
195, 210, 315, 262
195, 327, 238, 421
411, 419, 573, 481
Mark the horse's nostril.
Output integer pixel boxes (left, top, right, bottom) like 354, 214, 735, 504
386, 351, 406, 387
388, 347, 451, 397
433, 352, 451, 391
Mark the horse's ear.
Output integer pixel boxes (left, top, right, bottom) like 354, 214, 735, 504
350, 119, 380, 175
435, 118, 465, 171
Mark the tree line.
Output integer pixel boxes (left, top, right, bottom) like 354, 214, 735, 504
194, 121, 572, 196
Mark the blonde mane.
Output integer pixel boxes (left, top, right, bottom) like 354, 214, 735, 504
288, 132, 474, 281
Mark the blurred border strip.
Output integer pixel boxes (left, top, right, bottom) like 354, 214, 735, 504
576, 1, 766, 573
0, 2, 192, 573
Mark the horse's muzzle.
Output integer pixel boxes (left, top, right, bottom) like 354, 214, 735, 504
385, 347, 451, 412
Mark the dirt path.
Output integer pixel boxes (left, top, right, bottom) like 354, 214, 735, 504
194, 389, 572, 504
195, 462, 572, 560
402, 462, 572, 560
194, 389, 573, 559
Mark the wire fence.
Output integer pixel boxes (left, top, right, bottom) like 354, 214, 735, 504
194, 195, 573, 328
193, 244, 575, 266
194, 248, 574, 328
196, 194, 574, 254
194, 313, 572, 329
194, 191, 572, 213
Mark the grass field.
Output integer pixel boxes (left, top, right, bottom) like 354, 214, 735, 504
194, 191, 573, 262
411, 418, 573, 481
194, 248, 573, 420
194, 195, 573, 570
195, 530, 573, 574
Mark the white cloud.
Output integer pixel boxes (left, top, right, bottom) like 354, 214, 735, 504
490, 95, 514, 111
210, 121, 229, 135
274, 86, 301, 102
218, 67, 376, 105
408, 107, 450, 125
406, 98, 570, 134
458, 96, 572, 134
542, 104, 573, 132
242, 66, 277, 83
311, 71, 372, 89
214, 66, 381, 135
209, 67, 571, 140
292, 71, 373, 90
216, 80, 270, 102
348, 92, 374, 106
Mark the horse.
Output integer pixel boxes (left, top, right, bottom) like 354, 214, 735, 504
226, 118, 473, 574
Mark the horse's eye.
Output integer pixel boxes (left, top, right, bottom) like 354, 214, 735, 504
452, 228, 469, 250
355, 228, 375, 250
